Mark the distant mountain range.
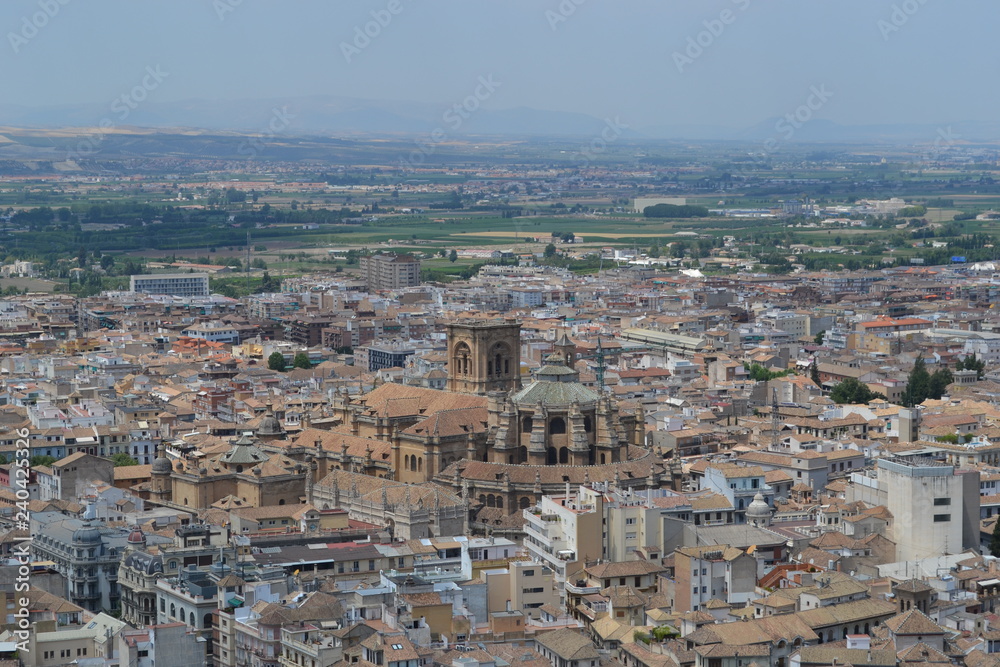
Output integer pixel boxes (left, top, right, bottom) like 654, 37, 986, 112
2, 94, 999, 144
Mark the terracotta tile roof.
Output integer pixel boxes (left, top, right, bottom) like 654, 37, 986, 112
883, 609, 946, 636
401, 407, 489, 438
535, 629, 600, 661
355, 383, 486, 419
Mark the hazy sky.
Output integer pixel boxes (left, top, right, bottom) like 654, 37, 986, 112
1, 0, 995, 130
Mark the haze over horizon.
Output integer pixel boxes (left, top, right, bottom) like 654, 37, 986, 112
1, 0, 997, 141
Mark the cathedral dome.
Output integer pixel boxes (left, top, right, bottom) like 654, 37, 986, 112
511, 361, 598, 405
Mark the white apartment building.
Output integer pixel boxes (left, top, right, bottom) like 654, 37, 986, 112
131, 273, 210, 297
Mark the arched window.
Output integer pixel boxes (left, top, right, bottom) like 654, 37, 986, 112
522, 416, 533, 433
547, 448, 557, 465
486, 495, 496, 508
519, 497, 531, 509
584, 416, 593, 432
411, 457, 417, 472
492, 342, 511, 377
417, 458, 423, 472
190, 611, 196, 627
600, 453, 606, 464
170, 603, 176, 618
453, 342, 471, 376
204, 613, 213, 629
550, 417, 566, 435
518, 446, 528, 463
405, 455, 410, 470
278, 499, 285, 505
559, 447, 569, 464
479, 494, 486, 506
496, 496, 503, 509
236, 465, 243, 473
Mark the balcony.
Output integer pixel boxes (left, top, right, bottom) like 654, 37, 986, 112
565, 579, 601, 596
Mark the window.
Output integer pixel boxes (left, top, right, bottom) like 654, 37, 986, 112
523, 569, 534, 576
391, 644, 404, 650
934, 497, 951, 506
933, 514, 951, 522
625, 517, 636, 525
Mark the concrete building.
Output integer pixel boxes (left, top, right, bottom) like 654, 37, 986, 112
483, 559, 559, 620
852, 457, 980, 562
49, 452, 114, 502
24, 613, 125, 667
356, 342, 417, 372
131, 273, 210, 297
359, 253, 421, 291
523, 489, 603, 604
669, 544, 758, 612
116, 622, 205, 667
180, 321, 240, 344
700, 463, 773, 524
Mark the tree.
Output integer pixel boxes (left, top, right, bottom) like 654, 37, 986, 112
958, 354, 986, 380
810, 360, 821, 385
830, 377, 885, 405
901, 356, 931, 407
990, 518, 1000, 558
111, 453, 139, 467
267, 351, 287, 371
746, 363, 790, 382
814, 330, 826, 345
292, 352, 311, 369
544, 243, 557, 258
928, 368, 954, 400
448, 249, 458, 263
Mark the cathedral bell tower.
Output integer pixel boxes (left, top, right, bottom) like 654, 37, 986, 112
446, 319, 522, 395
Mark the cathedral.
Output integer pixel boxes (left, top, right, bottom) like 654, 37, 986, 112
142, 319, 665, 531
435, 321, 663, 520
